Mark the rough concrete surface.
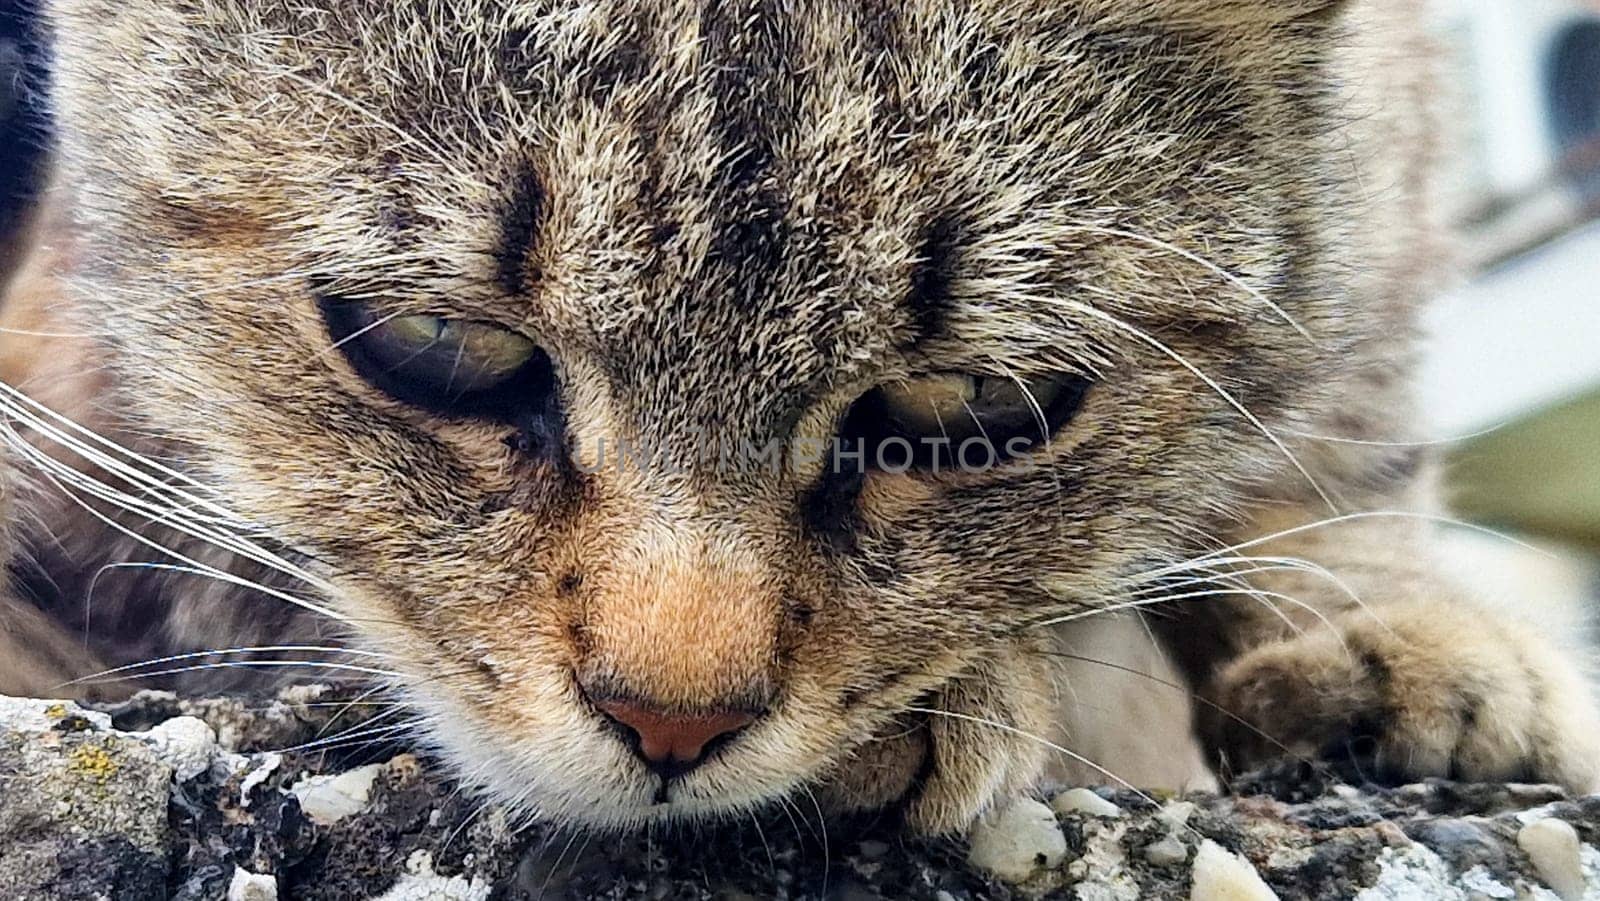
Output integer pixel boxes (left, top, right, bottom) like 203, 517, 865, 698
2, 688, 1599, 900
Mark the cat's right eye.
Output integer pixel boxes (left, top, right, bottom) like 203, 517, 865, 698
837, 371, 1091, 473
320, 299, 558, 421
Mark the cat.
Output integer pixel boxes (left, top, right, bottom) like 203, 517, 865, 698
1, 0, 1596, 835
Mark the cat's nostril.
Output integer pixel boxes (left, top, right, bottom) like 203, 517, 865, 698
594, 697, 757, 778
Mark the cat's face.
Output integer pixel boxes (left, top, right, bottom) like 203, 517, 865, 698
50, 0, 1361, 829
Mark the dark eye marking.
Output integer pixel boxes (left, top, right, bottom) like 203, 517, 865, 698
906, 215, 961, 343
837, 372, 1092, 474
497, 170, 545, 296
318, 298, 559, 432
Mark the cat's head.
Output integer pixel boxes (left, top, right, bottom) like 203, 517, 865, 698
46, 0, 1415, 831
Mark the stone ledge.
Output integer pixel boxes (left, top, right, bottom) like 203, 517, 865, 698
2, 689, 1597, 900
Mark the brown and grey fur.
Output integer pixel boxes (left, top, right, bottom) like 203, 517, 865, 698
1, 0, 1597, 834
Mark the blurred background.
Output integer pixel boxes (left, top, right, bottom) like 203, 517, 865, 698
1426, 0, 1600, 602
0, 1, 1598, 595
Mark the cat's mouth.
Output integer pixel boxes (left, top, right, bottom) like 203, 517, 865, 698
578, 684, 768, 805
405, 679, 827, 830
565, 690, 951, 827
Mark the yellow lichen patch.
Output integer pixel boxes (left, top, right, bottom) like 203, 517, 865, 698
45, 703, 68, 719
69, 743, 120, 784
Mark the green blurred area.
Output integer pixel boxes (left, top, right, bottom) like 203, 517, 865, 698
1448, 387, 1600, 554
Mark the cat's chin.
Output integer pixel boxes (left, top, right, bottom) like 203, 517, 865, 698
465, 779, 791, 833
398, 686, 834, 833
447, 744, 821, 834
424, 708, 968, 835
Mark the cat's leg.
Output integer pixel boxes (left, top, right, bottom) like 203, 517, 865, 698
1195, 508, 1600, 791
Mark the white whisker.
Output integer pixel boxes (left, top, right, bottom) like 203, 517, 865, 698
1036, 585, 1332, 635
2, 441, 347, 622
279, 709, 422, 754
1178, 510, 1553, 560
1282, 419, 1512, 448
68, 659, 403, 687
0, 383, 345, 620
70, 644, 389, 685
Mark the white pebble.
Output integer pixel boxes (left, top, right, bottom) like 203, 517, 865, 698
139, 716, 218, 782
1051, 788, 1125, 819
372, 851, 491, 901
1517, 818, 1586, 901
967, 797, 1070, 882
1145, 836, 1189, 867
290, 763, 384, 825
227, 867, 278, 901
1191, 840, 1280, 901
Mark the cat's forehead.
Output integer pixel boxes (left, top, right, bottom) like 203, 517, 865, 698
58, 0, 1311, 434
262, 2, 1115, 379
152, 1, 1049, 436
303, 2, 1257, 358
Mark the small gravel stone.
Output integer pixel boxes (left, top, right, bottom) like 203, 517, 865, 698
226, 867, 278, 901
1191, 840, 1279, 901
236, 752, 282, 807
967, 797, 1070, 882
1404, 818, 1505, 872
139, 716, 217, 782
290, 763, 385, 825
1145, 836, 1190, 867
1517, 817, 1586, 901
1052, 788, 1125, 819
374, 851, 491, 901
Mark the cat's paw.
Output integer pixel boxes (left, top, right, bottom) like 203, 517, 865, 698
813, 708, 1036, 836
815, 655, 1055, 835
1204, 601, 1600, 792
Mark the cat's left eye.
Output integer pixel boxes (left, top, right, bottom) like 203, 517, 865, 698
320, 300, 555, 420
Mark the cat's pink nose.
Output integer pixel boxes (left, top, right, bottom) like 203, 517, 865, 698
594, 697, 756, 776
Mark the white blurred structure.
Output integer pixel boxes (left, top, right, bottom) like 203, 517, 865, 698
1420, 222, 1600, 434
1420, 0, 1600, 435
1431, 0, 1600, 198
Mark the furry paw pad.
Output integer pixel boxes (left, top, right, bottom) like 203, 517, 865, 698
1204, 604, 1600, 792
